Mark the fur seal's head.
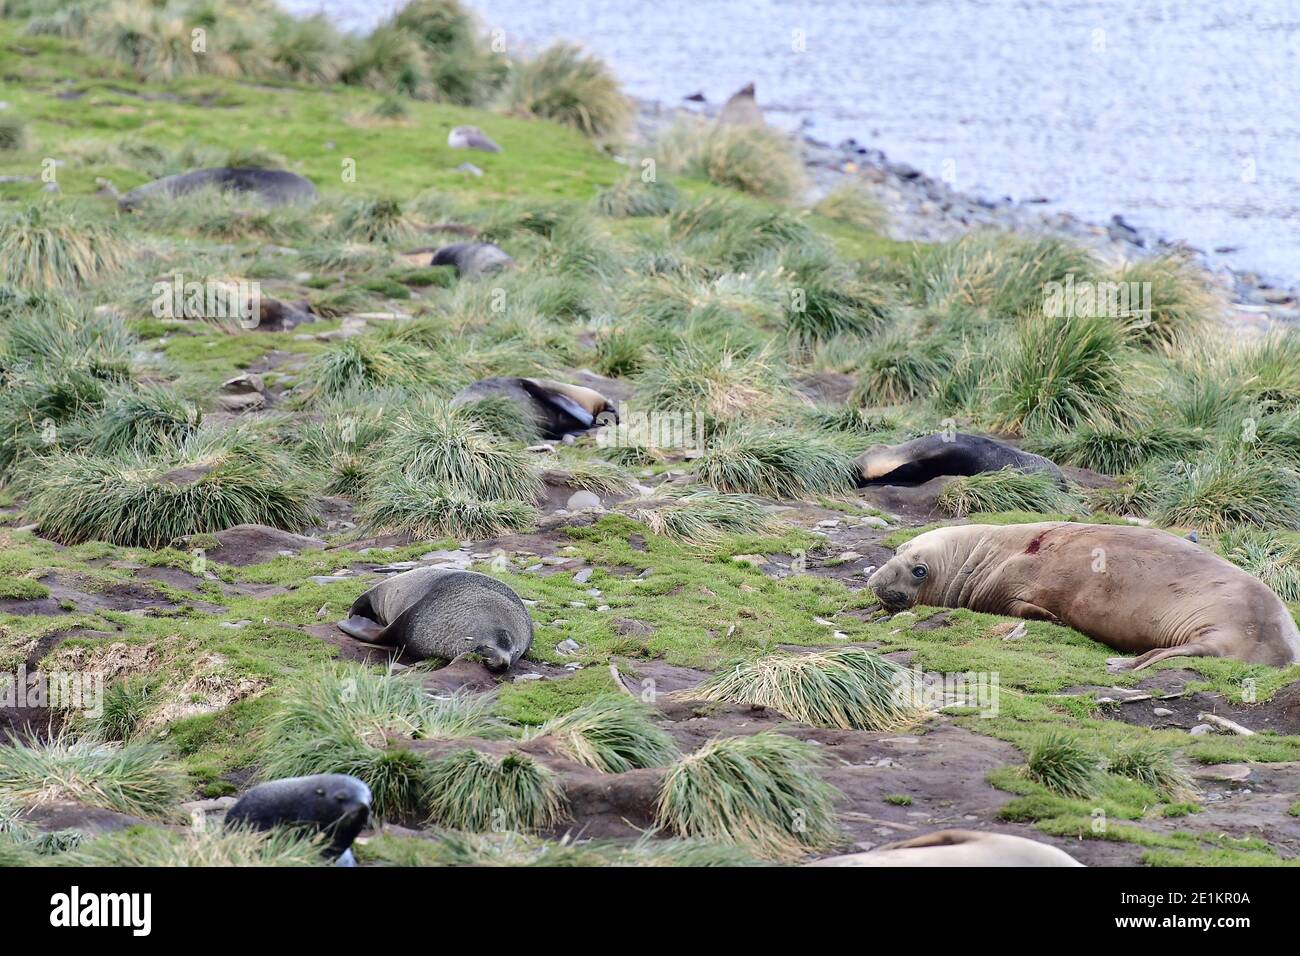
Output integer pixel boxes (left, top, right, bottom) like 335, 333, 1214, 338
225, 773, 372, 859
867, 527, 966, 611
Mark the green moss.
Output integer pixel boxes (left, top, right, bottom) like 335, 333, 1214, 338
0, 577, 50, 600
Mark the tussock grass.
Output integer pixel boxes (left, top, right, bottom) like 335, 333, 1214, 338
659, 118, 807, 202
1153, 452, 1300, 533
637, 342, 785, 424
937, 468, 1082, 517
453, 395, 539, 443
623, 490, 779, 541
294, 400, 394, 497
654, 733, 840, 860
266, 12, 346, 83
1113, 254, 1219, 349
1026, 423, 1205, 476
695, 428, 857, 499
503, 41, 630, 139
668, 196, 813, 268
380, 400, 541, 501
812, 180, 889, 232
426, 749, 566, 831
532, 696, 679, 773
1219, 529, 1300, 601
261, 664, 501, 818
67, 824, 327, 867
130, 188, 311, 243
779, 246, 897, 342
687, 647, 926, 731
0, 113, 28, 151
1107, 743, 1199, 802
80, 384, 201, 454
358, 476, 538, 539
0, 732, 186, 818
2, 301, 136, 381
1021, 731, 1102, 798
851, 330, 949, 405
911, 232, 1097, 317
0, 204, 126, 289
91, 677, 157, 743
333, 196, 419, 244
22, 429, 316, 548
304, 337, 430, 400
596, 175, 680, 217
994, 314, 1133, 432
1220, 333, 1300, 407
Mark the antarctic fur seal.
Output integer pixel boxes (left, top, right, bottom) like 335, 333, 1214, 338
808, 830, 1083, 867
101, 167, 317, 211
716, 82, 765, 128
451, 376, 617, 440
448, 125, 502, 153
857, 433, 1063, 485
429, 241, 513, 276
868, 522, 1300, 669
337, 567, 533, 670
225, 773, 371, 861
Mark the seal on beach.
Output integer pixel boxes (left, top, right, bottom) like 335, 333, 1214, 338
867, 522, 1300, 669
225, 774, 371, 862
452, 376, 618, 440
99, 168, 317, 211
337, 567, 533, 670
808, 830, 1083, 867
856, 433, 1063, 485
429, 241, 513, 276
716, 82, 765, 128
448, 125, 502, 153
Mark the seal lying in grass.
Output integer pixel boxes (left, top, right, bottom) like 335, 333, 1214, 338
100, 168, 317, 210
452, 376, 618, 440
429, 241, 513, 276
857, 433, 1062, 485
337, 567, 533, 671
447, 125, 502, 153
809, 830, 1083, 867
225, 774, 370, 863
868, 522, 1300, 669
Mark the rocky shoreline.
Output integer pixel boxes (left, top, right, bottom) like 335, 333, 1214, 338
632, 95, 1300, 335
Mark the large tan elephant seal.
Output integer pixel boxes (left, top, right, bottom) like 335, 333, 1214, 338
867, 522, 1300, 669
808, 830, 1083, 867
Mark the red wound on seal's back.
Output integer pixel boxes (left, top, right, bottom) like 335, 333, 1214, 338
1025, 533, 1046, 554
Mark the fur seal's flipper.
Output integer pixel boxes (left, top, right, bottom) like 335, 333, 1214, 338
337, 615, 395, 645
521, 379, 594, 430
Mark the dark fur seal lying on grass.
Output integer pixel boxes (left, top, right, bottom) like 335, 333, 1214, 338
225, 774, 370, 863
868, 522, 1300, 669
452, 376, 618, 440
100, 167, 317, 210
856, 433, 1062, 485
338, 567, 533, 671
429, 241, 513, 276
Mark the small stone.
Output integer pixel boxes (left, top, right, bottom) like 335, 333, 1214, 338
1189, 723, 1214, 736
541, 556, 571, 566
556, 638, 581, 656
732, 554, 768, 565
816, 519, 840, 529
1192, 763, 1251, 782
861, 515, 888, 528
524, 564, 543, 572
316, 605, 329, 620
1152, 707, 1174, 717
568, 601, 587, 609
837, 551, 862, 562
512, 673, 544, 683
567, 490, 602, 511
596, 605, 611, 612
572, 568, 593, 584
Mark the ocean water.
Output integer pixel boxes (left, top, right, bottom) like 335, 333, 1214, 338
283, 0, 1300, 281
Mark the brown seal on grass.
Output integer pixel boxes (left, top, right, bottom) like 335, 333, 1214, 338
867, 522, 1300, 669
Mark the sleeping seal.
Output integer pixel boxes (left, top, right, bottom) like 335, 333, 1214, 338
429, 241, 513, 276
452, 376, 618, 440
868, 522, 1300, 669
857, 433, 1062, 485
225, 773, 370, 862
100, 167, 317, 211
448, 125, 502, 153
808, 830, 1083, 867
337, 567, 533, 670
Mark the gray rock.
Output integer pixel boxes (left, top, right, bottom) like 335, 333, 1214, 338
567, 490, 602, 511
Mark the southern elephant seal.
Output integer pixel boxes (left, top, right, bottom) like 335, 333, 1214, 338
225, 773, 371, 862
101, 167, 317, 211
452, 376, 618, 440
808, 829, 1083, 867
337, 567, 533, 670
857, 433, 1062, 486
868, 522, 1300, 669
429, 241, 513, 276
448, 125, 502, 153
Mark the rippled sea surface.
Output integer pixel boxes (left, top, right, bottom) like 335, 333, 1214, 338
285, 0, 1300, 280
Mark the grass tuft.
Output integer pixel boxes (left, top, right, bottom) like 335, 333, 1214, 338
503, 41, 630, 139
937, 467, 1083, 517
1108, 743, 1199, 802
426, 749, 567, 831
1021, 731, 1102, 798
0, 204, 126, 289
532, 695, 679, 773
695, 428, 857, 499
659, 118, 807, 202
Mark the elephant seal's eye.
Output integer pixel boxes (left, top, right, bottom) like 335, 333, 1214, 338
912, 566, 928, 579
